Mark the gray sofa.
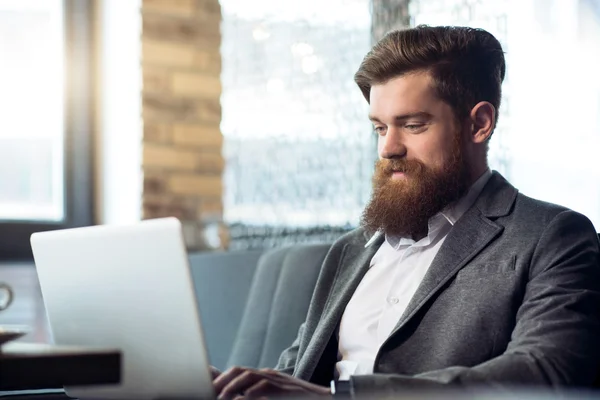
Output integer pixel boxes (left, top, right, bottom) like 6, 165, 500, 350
189, 243, 331, 371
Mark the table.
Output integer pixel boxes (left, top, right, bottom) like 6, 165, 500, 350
0, 343, 120, 392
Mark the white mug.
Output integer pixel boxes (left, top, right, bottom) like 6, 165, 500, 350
0, 282, 14, 312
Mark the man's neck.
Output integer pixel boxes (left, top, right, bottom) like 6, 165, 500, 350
467, 163, 489, 187
407, 166, 492, 243
411, 228, 428, 242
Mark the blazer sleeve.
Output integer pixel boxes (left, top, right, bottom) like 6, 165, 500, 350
350, 210, 600, 397
274, 323, 305, 375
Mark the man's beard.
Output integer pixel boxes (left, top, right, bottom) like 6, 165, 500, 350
361, 134, 470, 240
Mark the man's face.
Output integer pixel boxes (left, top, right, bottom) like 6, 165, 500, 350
361, 71, 471, 239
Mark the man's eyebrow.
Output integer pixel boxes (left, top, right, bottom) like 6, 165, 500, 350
368, 112, 433, 122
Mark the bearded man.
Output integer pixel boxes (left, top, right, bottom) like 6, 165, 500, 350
213, 25, 600, 398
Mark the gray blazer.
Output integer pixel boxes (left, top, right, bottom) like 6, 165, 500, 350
275, 171, 600, 395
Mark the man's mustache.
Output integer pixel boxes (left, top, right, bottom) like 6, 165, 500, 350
376, 159, 426, 176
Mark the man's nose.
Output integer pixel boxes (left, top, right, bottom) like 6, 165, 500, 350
379, 129, 406, 160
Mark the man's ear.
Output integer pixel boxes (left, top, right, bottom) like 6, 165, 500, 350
469, 101, 496, 144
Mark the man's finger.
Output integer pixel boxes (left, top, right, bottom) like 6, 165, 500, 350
244, 379, 290, 397
213, 366, 250, 394
256, 368, 322, 390
256, 369, 329, 394
219, 370, 265, 399
210, 366, 221, 380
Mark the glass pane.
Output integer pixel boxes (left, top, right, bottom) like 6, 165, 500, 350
221, 0, 374, 229
410, 0, 513, 178
0, 0, 64, 222
410, 0, 600, 231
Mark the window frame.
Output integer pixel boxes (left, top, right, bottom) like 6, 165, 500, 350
0, 0, 94, 261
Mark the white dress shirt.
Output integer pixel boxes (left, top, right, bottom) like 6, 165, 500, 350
335, 169, 492, 380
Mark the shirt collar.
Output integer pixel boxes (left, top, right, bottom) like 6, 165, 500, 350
364, 169, 492, 248
439, 168, 492, 226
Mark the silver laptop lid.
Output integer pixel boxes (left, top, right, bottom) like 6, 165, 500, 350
32, 217, 214, 400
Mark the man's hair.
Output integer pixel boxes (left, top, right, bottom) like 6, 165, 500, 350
354, 25, 506, 130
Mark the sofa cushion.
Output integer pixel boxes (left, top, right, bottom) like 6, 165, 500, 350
189, 249, 264, 371
227, 243, 331, 369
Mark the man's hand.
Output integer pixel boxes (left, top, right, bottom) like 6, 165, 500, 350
213, 366, 331, 399
211, 366, 222, 380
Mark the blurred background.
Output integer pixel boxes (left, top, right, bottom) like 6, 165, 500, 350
0, 0, 599, 342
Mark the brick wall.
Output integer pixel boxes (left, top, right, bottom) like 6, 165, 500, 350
141, 0, 226, 250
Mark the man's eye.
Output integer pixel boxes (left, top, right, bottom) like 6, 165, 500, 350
373, 126, 386, 135
405, 124, 425, 131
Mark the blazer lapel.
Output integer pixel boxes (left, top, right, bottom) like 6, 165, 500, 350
296, 234, 383, 379
386, 171, 518, 338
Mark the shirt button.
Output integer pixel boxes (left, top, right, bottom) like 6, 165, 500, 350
388, 297, 399, 305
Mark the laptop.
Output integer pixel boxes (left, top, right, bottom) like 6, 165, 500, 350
31, 217, 215, 400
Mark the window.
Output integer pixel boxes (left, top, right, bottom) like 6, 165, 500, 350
220, 0, 375, 249
0, 1, 64, 222
0, 0, 94, 260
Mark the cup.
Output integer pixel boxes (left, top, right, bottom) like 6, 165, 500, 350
0, 282, 14, 312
